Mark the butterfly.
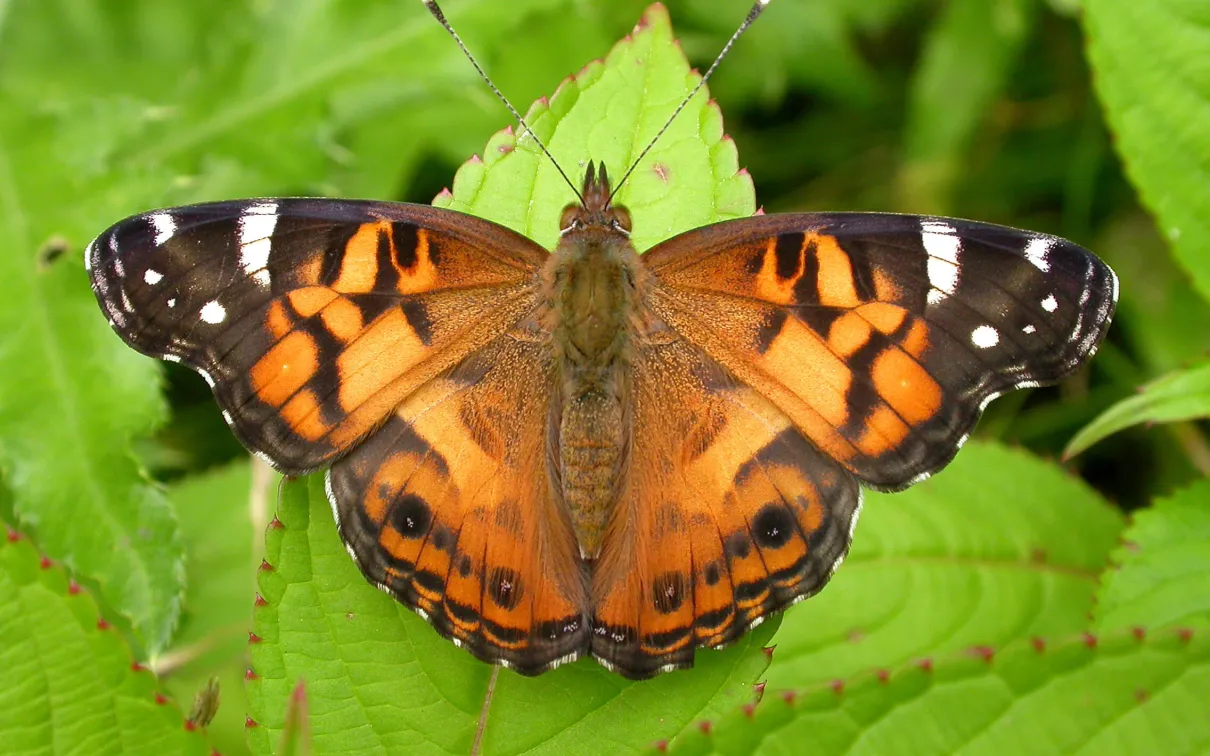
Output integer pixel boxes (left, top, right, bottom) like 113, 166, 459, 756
84, 6, 1117, 681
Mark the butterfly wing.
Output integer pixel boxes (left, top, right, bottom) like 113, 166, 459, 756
642, 212, 1117, 490
591, 337, 861, 678
87, 199, 546, 473
328, 332, 590, 674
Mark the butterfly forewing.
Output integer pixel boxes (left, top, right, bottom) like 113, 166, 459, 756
87, 199, 547, 474
643, 212, 1117, 490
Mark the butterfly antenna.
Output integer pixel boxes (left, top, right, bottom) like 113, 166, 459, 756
422, 0, 582, 202
609, 0, 772, 202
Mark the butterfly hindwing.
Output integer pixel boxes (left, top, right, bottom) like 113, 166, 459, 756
328, 332, 591, 674
643, 212, 1117, 490
87, 199, 547, 473
590, 337, 861, 678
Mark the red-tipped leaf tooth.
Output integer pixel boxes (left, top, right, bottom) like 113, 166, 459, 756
970, 645, 995, 662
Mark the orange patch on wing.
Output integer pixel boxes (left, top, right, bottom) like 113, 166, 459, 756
902, 318, 930, 358
320, 296, 364, 343
760, 317, 853, 428
828, 312, 873, 358
265, 301, 292, 340
810, 233, 860, 309
250, 330, 319, 409
686, 515, 734, 645
280, 388, 330, 441
287, 287, 338, 318
336, 309, 428, 413
855, 404, 912, 457
394, 228, 440, 296
872, 266, 902, 302
857, 302, 908, 335
332, 222, 386, 294
871, 348, 942, 425
753, 237, 799, 305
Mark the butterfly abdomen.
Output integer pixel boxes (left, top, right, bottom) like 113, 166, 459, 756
543, 205, 648, 558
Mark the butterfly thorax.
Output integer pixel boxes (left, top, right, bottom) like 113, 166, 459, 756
541, 163, 648, 558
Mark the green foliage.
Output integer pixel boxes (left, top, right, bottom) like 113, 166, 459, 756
1095, 480, 1210, 632
1065, 361, 1210, 458
247, 477, 773, 755
0, 530, 209, 755
766, 443, 1123, 689
667, 624, 1210, 755
1, 0, 1207, 753
1085, 0, 1210, 303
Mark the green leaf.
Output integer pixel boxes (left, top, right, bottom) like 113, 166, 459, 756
766, 442, 1124, 690
248, 478, 773, 755
0, 211, 185, 651
162, 461, 270, 756
897, 0, 1036, 213
668, 624, 1210, 755
1094, 480, 1210, 632
0, 529, 210, 755
1084, 0, 1210, 302
434, 3, 755, 252
1064, 361, 1210, 458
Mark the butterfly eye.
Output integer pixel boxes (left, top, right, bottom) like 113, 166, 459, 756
611, 208, 632, 234
560, 205, 582, 233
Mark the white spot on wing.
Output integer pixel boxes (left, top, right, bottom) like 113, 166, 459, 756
922, 220, 961, 305
149, 213, 177, 246
1024, 237, 1052, 272
199, 300, 226, 324
144, 269, 163, 285
84, 240, 95, 271
167, 298, 176, 308
239, 202, 278, 288
971, 324, 1000, 349
1022, 324, 1037, 334
1041, 294, 1058, 313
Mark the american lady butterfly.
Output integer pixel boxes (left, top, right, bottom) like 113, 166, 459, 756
85, 0, 1116, 679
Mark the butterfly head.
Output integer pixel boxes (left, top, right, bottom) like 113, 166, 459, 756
560, 162, 632, 239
